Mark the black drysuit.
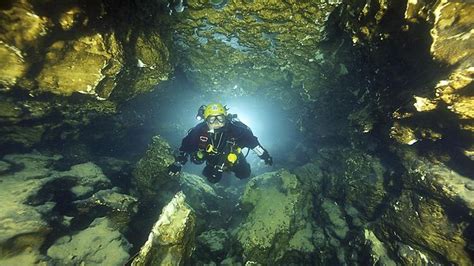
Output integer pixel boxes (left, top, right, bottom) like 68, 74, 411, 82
178, 120, 261, 183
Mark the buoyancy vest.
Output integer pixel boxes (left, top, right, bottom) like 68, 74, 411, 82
196, 125, 242, 169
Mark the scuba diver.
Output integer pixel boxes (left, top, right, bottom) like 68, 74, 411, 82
167, 103, 273, 183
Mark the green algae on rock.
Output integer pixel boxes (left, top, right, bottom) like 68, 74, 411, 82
132, 135, 178, 206
36, 32, 124, 99
236, 170, 315, 264
197, 229, 230, 261
170, 0, 343, 102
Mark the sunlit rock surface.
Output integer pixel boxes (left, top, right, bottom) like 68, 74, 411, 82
132, 191, 196, 266
0, 0, 171, 99
36, 32, 123, 98
236, 170, 315, 264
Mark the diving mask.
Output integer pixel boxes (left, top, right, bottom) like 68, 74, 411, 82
206, 115, 226, 130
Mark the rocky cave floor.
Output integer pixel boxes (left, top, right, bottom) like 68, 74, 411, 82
1, 138, 473, 265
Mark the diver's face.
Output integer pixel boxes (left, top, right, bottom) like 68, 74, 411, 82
206, 115, 226, 131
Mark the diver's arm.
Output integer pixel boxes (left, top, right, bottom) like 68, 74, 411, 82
252, 144, 273, 166
168, 124, 203, 176
237, 124, 273, 166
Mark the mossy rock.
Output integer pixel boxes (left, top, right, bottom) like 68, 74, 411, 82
236, 170, 315, 264
132, 135, 177, 206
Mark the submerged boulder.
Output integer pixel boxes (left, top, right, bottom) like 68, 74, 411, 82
0, 153, 62, 264
47, 217, 131, 265
196, 229, 230, 263
361, 229, 396, 266
321, 199, 349, 240
132, 135, 178, 207
235, 170, 315, 264
73, 188, 138, 232
179, 172, 222, 218
132, 191, 196, 266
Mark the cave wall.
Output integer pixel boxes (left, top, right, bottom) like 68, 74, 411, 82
0, 0, 173, 154
299, 0, 474, 264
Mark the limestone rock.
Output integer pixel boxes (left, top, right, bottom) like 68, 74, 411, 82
179, 172, 221, 215
0, 100, 23, 122
435, 69, 473, 120
196, 229, 230, 261
0, 41, 28, 87
132, 135, 177, 206
131, 191, 196, 266
0, 176, 50, 264
293, 162, 324, 194
113, 31, 171, 100
73, 188, 138, 231
0, 160, 11, 174
396, 242, 438, 265
0, 152, 134, 264
236, 170, 315, 264
0, 153, 61, 264
3, 153, 61, 180
36, 32, 123, 98
321, 199, 349, 240
377, 190, 470, 265
429, 0, 473, 66
171, 0, 342, 102
315, 148, 387, 219
0, 124, 46, 148
397, 147, 474, 211
0, 0, 50, 88
47, 217, 131, 265
362, 229, 396, 266
390, 122, 418, 145
57, 162, 111, 198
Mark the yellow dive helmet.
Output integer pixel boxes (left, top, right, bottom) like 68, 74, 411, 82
204, 103, 227, 119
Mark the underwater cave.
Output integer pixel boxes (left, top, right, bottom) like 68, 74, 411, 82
0, 0, 473, 265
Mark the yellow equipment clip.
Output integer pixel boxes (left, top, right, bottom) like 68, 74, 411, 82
206, 144, 217, 153
227, 153, 238, 163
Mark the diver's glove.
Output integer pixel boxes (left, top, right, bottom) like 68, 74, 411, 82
168, 162, 182, 176
168, 151, 188, 176
253, 145, 273, 166
259, 150, 273, 166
